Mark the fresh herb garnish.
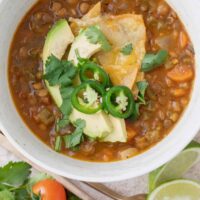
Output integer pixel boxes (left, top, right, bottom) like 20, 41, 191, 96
0, 189, 14, 200
43, 55, 77, 131
64, 119, 86, 150
44, 55, 77, 87
129, 81, 149, 120
54, 136, 62, 152
121, 43, 133, 55
56, 116, 70, 131
85, 26, 112, 52
0, 162, 36, 200
0, 161, 31, 188
141, 50, 168, 72
137, 81, 149, 105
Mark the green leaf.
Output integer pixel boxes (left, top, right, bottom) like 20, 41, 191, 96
64, 119, 86, 150
129, 81, 148, 121
14, 188, 31, 200
141, 50, 168, 72
0, 190, 14, 200
57, 75, 72, 86
68, 192, 81, 200
0, 162, 31, 188
56, 116, 70, 131
45, 54, 61, 74
85, 26, 111, 52
43, 55, 77, 87
60, 86, 74, 99
57, 86, 75, 131
60, 99, 72, 116
121, 43, 133, 55
54, 136, 62, 152
136, 81, 149, 105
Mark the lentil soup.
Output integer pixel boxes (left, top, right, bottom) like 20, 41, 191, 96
8, 0, 195, 162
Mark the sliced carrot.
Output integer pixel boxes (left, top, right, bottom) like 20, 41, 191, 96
170, 88, 187, 97
179, 31, 188, 49
167, 65, 194, 82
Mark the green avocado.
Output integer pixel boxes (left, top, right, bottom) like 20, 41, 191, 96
102, 115, 127, 142
68, 29, 101, 65
43, 19, 74, 107
70, 109, 112, 138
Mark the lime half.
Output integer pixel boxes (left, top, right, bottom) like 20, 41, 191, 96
148, 179, 200, 200
149, 141, 200, 192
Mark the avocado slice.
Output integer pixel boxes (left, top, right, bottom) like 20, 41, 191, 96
102, 115, 127, 142
70, 108, 112, 138
43, 19, 74, 107
68, 29, 101, 65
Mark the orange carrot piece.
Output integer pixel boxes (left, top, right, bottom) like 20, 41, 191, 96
179, 31, 188, 49
167, 65, 194, 82
170, 88, 187, 97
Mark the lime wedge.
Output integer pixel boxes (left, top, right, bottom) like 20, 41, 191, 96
149, 141, 200, 192
148, 179, 200, 200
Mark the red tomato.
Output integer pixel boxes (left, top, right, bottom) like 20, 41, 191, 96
32, 179, 67, 200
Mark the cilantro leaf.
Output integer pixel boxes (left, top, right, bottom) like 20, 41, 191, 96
0, 190, 14, 200
64, 119, 86, 150
129, 81, 148, 121
85, 26, 111, 52
54, 136, 62, 152
43, 55, 77, 87
137, 81, 149, 105
57, 89, 74, 131
141, 50, 168, 72
43, 55, 77, 131
121, 43, 133, 55
0, 162, 31, 188
14, 188, 32, 200
60, 99, 72, 116
45, 54, 61, 74
56, 116, 70, 131
60, 86, 74, 100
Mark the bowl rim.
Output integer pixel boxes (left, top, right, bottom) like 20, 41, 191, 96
0, 0, 200, 182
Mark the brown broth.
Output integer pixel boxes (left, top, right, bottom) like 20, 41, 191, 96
8, 0, 195, 162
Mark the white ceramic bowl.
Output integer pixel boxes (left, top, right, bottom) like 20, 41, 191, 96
0, 0, 200, 182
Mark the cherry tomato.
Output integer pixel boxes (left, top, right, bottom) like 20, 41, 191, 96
32, 179, 67, 200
